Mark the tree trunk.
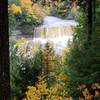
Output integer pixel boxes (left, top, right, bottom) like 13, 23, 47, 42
0, 0, 10, 100
93, 0, 96, 20
87, 0, 93, 41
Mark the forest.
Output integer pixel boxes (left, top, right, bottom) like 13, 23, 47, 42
8, 0, 100, 100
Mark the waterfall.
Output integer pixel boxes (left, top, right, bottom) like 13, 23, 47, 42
33, 16, 78, 53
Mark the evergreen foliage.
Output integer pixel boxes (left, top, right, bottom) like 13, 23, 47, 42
64, 1, 100, 99
43, 42, 59, 87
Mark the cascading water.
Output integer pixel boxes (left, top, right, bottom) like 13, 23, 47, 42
33, 16, 78, 53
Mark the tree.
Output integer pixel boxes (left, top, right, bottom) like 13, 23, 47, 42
10, 41, 43, 99
0, 0, 10, 100
64, 0, 100, 99
77, 0, 93, 41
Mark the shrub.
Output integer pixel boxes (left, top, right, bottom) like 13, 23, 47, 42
23, 74, 71, 100
10, 39, 43, 99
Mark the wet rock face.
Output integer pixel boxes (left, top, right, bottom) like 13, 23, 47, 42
17, 23, 34, 35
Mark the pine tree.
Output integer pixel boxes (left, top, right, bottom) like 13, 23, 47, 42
64, 0, 100, 99
42, 42, 55, 74
42, 42, 58, 86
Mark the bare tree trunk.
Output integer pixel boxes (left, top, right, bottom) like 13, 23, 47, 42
0, 0, 10, 100
77, 0, 93, 42
87, 0, 93, 41
93, 0, 96, 20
